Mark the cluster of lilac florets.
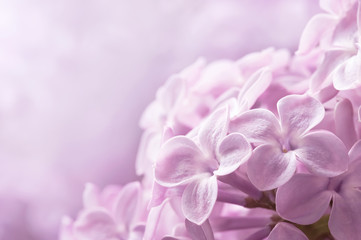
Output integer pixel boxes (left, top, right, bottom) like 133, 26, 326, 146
60, 1, 361, 239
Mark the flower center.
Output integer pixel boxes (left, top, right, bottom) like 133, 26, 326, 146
327, 178, 343, 193
279, 138, 292, 153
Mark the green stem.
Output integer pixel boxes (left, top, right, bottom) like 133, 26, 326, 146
243, 192, 334, 239
292, 215, 334, 240
244, 191, 276, 210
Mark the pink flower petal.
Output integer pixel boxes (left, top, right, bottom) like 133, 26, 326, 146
113, 182, 140, 229
199, 107, 229, 155
329, 191, 361, 240
129, 224, 146, 239
182, 176, 218, 225
247, 144, 297, 190
268, 222, 308, 240
332, 4, 358, 48
295, 131, 348, 177
136, 129, 161, 176
237, 48, 289, 78
276, 174, 332, 224
297, 14, 338, 55
193, 60, 242, 98
211, 216, 270, 231
155, 136, 208, 187
238, 68, 272, 111
349, 140, 361, 163
74, 209, 118, 240
144, 199, 185, 240
334, 98, 357, 149
333, 52, 361, 90
310, 50, 351, 92
185, 219, 215, 240
148, 181, 167, 209
214, 133, 251, 176
217, 171, 262, 200
342, 159, 361, 187
245, 227, 271, 240
277, 95, 325, 137
229, 109, 281, 144
143, 200, 167, 240
314, 84, 339, 103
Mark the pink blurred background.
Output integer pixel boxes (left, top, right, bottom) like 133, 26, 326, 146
0, 1, 319, 239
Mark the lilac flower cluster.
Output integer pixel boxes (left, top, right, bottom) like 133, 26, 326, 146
60, 0, 361, 239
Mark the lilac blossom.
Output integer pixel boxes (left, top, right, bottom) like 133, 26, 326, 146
276, 140, 361, 239
58, 0, 361, 239
0, 0, 319, 238
137, 48, 287, 181
299, 0, 361, 92
60, 182, 148, 240
230, 94, 348, 190
155, 107, 252, 224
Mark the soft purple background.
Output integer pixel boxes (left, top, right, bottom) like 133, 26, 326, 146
0, 1, 319, 239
